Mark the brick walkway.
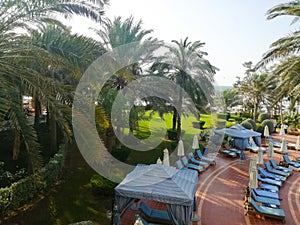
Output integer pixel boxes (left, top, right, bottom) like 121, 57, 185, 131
121, 133, 300, 225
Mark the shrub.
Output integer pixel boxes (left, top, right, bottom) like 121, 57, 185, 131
241, 121, 252, 130
256, 124, 264, 135
192, 120, 205, 129
245, 118, 256, 130
258, 112, 269, 122
199, 129, 212, 142
167, 129, 177, 140
215, 120, 226, 128
111, 146, 131, 162
217, 113, 227, 120
90, 174, 116, 195
261, 119, 275, 133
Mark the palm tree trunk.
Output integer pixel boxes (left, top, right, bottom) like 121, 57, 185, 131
13, 124, 20, 160
253, 102, 259, 122
172, 107, 177, 130
279, 100, 284, 124
34, 97, 41, 129
49, 112, 57, 152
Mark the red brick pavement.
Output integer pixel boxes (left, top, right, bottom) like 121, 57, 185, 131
121, 133, 300, 225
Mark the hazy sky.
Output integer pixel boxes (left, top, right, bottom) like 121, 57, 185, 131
71, 0, 298, 86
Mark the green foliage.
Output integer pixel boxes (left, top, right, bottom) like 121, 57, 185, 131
167, 129, 177, 140
215, 120, 226, 129
90, 174, 116, 196
199, 129, 212, 142
241, 121, 253, 130
261, 119, 275, 133
245, 118, 256, 130
192, 120, 205, 129
256, 124, 264, 135
240, 111, 252, 118
111, 146, 131, 162
217, 113, 227, 120
226, 121, 235, 128
258, 112, 270, 122
0, 145, 66, 217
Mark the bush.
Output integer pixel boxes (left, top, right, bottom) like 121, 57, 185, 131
241, 121, 253, 130
111, 146, 131, 162
245, 118, 256, 130
256, 124, 264, 135
217, 113, 227, 120
167, 129, 177, 140
0, 144, 66, 217
90, 174, 116, 195
258, 112, 269, 122
192, 120, 205, 129
261, 119, 275, 133
215, 120, 226, 128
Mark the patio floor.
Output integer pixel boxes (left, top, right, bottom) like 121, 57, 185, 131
121, 133, 300, 225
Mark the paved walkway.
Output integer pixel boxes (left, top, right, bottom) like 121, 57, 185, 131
121, 133, 300, 225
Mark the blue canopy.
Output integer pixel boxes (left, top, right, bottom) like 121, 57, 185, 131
114, 164, 198, 225
214, 125, 262, 150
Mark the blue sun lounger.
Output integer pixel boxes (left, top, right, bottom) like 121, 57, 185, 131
181, 156, 204, 172
246, 197, 285, 222
265, 161, 290, 177
258, 175, 282, 187
269, 160, 293, 174
283, 155, 300, 171
188, 152, 209, 168
139, 202, 171, 224
251, 189, 280, 207
268, 138, 281, 148
253, 189, 279, 199
195, 150, 216, 165
260, 184, 279, 193
258, 167, 286, 182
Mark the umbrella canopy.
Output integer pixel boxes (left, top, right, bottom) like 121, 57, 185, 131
177, 139, 185, 157
296, 136, 300, 151
249, 156, 257, 175
163, 148, 170, 166
192, 135, 199, 150
156, 158, 162, 164
280, 125, 285, 135
249, 167, 258, 189
267, 142, 274, 158
280, 138, 288, 154
257, 148, 264, 165
264, 125, 270, 138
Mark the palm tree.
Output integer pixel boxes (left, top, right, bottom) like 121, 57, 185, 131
234, 62, 274, 121
161, 37, 217, 139
94, 16, 161, 151
0, 0, 108, 173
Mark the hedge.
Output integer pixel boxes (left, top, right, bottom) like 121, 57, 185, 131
0, 144, 66, 217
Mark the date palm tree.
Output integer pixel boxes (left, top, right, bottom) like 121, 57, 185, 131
161, 37, 217, 139
0, 0, 108, 173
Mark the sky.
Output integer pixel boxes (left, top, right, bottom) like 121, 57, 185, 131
71, 0, 298, 86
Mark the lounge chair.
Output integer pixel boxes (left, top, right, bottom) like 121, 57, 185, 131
269, 159, 293, 174
253, 189, 279, 199
258, 167, 286, 182
229, 148, 241, 155
259, 184, 279, 193
265, 161, 290, 177
247, 140, 266, 153
139, 202, 171, 225
283, 155, 300, 171
181, 156, 205, 172
219, 149, 237, 158
251, 189, 280, 207
195, 150, 216, 165
188, 152, 209, 168
268, 138, 281, 148
245, 197, 285, 222
257, 175, 282, 187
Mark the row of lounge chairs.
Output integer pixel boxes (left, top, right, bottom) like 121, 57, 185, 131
176, 150, 216, 173
244, 157, 299, 222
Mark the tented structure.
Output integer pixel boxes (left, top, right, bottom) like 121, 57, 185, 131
114, 164, 198, 225
214, 125, 261, 150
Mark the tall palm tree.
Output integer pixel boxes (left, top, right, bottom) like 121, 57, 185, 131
0, 0, 108, 173
234, 62, 274, 121
94, 16, 161, 150
162, 37, 217, 139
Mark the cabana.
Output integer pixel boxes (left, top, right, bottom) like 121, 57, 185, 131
214, 125, 262, 150
113, 164, 198, 225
